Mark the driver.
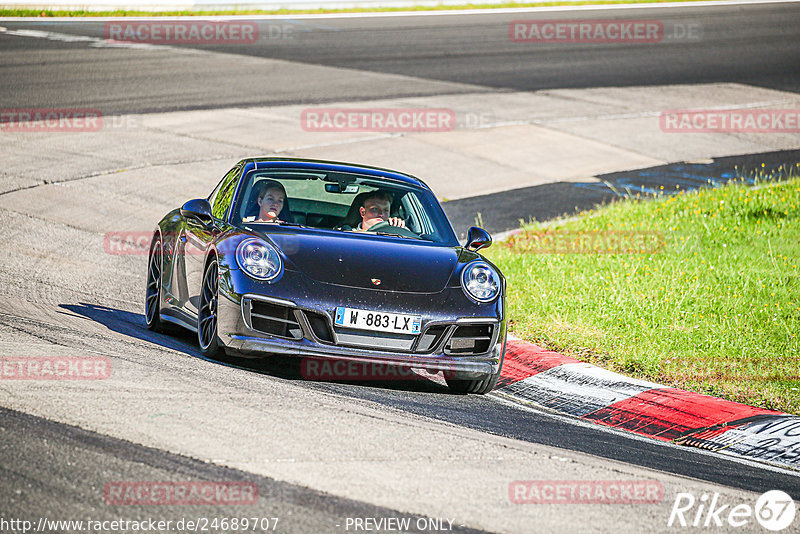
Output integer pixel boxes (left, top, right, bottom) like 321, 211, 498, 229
354, 191, 406, 232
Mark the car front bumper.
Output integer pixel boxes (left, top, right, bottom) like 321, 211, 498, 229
216, 267, 506, 380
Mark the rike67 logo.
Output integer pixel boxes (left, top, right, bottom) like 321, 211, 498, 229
668, 490, 796, 531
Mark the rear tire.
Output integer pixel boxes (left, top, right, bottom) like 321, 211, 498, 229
198, 257, 223, 358
145, 237, 166, 333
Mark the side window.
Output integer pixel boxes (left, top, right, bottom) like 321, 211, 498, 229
403, 193, 434, 238
211, 166, 240, 221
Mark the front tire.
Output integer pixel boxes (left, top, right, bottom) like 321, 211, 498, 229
446, 338, 505, 394
198, 257, 222, 357
446, 372, 501, 395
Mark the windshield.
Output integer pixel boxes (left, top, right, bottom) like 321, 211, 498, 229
232, 169, 458, 245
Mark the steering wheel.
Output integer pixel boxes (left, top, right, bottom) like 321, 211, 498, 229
367, 220, 420, 239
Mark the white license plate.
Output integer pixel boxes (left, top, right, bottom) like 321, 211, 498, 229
334, 307, 421, 335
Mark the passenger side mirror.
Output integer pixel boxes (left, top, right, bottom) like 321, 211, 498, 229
466, 226, 492, 251
180, 199, 213, 225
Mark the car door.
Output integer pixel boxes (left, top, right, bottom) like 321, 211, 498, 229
182, 165, 241, 318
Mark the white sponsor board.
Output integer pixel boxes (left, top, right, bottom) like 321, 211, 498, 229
707, 417, 800, 469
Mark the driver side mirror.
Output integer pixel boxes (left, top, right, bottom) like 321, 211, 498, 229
180, 199, 213, 225
466, 226, 492, 251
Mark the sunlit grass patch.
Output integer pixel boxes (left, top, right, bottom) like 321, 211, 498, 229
488, 165, 800, 413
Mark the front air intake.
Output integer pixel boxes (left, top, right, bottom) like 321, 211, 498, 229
445, 324, 494, 355
304, 311, 334, 342
245, 298, 303, 340
415, 325, 448, 353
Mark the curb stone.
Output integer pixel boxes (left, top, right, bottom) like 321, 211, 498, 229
494, 337, 800, 471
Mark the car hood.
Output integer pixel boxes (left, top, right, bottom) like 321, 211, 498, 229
265, 231, 460, 293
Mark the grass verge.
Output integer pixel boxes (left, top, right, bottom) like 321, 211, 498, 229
0, 0, 724, 18
486, 166, 800, 414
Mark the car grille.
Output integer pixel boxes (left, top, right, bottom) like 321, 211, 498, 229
414, 325, 448, 353
332, 328, 417, 351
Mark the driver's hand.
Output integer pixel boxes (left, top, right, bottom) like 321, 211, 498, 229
387, 217, 406, 228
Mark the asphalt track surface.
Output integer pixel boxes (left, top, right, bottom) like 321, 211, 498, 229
5, 302, 800, 494
0, 2, 798, 114
2, 2, 800, 531
0, 407, 489, 534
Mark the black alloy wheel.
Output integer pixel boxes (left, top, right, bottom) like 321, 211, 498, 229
198, 258, 222, 357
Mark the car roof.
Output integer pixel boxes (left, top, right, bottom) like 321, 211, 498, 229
241, 157, 432, 192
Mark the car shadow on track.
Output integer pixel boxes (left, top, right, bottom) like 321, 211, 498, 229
223, 353, 452, 395
60, 302, 200, 357
60, 302, 452, 395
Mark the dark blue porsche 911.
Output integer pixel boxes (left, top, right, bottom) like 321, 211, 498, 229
145, 158, 506, 393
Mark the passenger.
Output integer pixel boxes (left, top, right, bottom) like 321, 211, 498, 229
255, 180, 287, 223
353, 191, 406, 232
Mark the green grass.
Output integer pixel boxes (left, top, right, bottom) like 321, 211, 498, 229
0, 0, 722, 18
487, 165, 800, 414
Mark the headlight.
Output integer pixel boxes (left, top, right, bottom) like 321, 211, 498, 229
461, 261, 500, 302
236, 238, 282, 281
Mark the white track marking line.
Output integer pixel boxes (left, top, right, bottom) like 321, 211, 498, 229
0, 25, 198, 52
